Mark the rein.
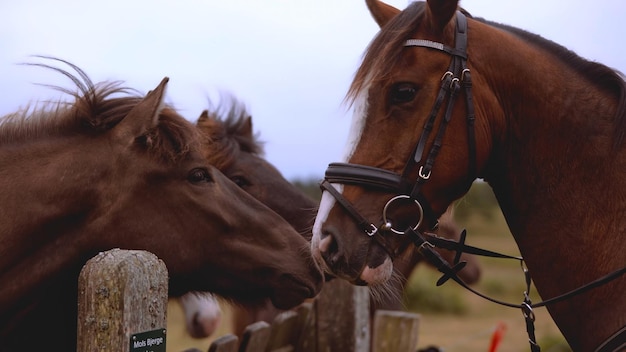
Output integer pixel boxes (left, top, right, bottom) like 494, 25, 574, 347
322, 11, 626, 352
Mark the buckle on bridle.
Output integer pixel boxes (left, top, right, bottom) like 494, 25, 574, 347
365, 223, 378, 237
418, 166, 431, 180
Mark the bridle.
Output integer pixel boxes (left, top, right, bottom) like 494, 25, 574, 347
320, 11, 626, 352
321, 10, 475, 270
321, 10, 475, 256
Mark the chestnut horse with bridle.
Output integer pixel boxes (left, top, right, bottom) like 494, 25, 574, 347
312, 1, 626, 351
0, 58, 323, 351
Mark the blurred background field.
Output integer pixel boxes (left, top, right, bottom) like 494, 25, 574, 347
167, 181, 572, 352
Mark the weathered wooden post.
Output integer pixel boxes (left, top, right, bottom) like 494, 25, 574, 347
77, 249, 168, 352
371, 310, 420, 352
314, 280, 370, 352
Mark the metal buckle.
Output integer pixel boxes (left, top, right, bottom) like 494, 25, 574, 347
365, 223, 378, 237
418, 166, 431, 180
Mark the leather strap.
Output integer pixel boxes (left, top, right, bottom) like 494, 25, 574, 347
423, 230, 522, 261
319, 180, 399, 257
405, 39, 467, 58
325, 163, 438, 227
595, 325, 626, 352
325, 162, 402, 192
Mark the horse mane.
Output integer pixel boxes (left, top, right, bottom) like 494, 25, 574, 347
348, 1, 626, 147
196, 95, 265, 170
0, 57, 198, 161
477, 18, 626, 147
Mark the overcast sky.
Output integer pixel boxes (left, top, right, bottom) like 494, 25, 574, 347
1, 0, 624, 180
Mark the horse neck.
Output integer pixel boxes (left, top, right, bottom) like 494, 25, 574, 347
0, 137, 106, 317
472, 23, 626, 349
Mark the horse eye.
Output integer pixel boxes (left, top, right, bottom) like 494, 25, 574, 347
188, 168, 212, 184
230, 176, 251, 188
390, 83, 418, 104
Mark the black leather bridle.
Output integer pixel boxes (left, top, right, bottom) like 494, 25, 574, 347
320, 11, 626, 352
320, 11, 475, 260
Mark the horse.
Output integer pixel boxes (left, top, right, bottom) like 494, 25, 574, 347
0, 58, 323, 351
177, 99, 318, 338
311, 1, 626, 351
179, 96, 481, 339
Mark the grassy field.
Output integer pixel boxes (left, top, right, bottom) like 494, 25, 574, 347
166, 183, 572, 352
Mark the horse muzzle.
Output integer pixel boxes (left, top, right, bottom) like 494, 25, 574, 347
312, 221, 394, 286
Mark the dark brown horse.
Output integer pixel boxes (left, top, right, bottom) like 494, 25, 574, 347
312, 1, 626, 351
179, 99, 317, 338
180, 97, 480, 338
0, 59, 323, 351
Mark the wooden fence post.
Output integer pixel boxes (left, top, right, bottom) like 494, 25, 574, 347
314, 280, 370, 352
77, 248, 168, 352
371, 310, 420, 352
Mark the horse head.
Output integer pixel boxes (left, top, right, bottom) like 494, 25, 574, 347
312, 0, 481, 287
196, 101, 317, 239
0, 59, 323, 350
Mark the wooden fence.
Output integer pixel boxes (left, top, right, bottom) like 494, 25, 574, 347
77, 249, 420, 352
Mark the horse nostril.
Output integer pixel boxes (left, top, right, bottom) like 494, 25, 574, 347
318, 230, 334, 253
319, 231, 343, 267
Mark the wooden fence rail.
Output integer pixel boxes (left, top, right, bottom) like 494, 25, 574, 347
77, 249, 420, 352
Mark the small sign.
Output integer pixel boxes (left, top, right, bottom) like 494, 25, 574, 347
130, 328, 166, 352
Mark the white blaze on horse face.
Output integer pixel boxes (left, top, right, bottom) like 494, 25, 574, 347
340, 90, 370, 161
311, 186, 341, 272
312, 90, 370, 268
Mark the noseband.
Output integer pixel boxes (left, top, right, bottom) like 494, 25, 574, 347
320, 11, 476, 256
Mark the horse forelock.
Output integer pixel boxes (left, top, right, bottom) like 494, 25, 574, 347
347, 2, 427, 106
219, 97, 264, 155
145, 107, 200, 162
198, 94, 265, 167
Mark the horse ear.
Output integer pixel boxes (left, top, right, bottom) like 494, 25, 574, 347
197, 110, 210, 123
366, 0, 401, 28
240, 116, 254, 139
196, 110, 223, 139
113, 77, 169, 142
425, 0, 459, 33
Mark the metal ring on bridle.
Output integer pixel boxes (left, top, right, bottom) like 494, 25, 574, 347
381, 195, 424, 235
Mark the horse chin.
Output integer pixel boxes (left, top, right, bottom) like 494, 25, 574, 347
270, 274, 318, 310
